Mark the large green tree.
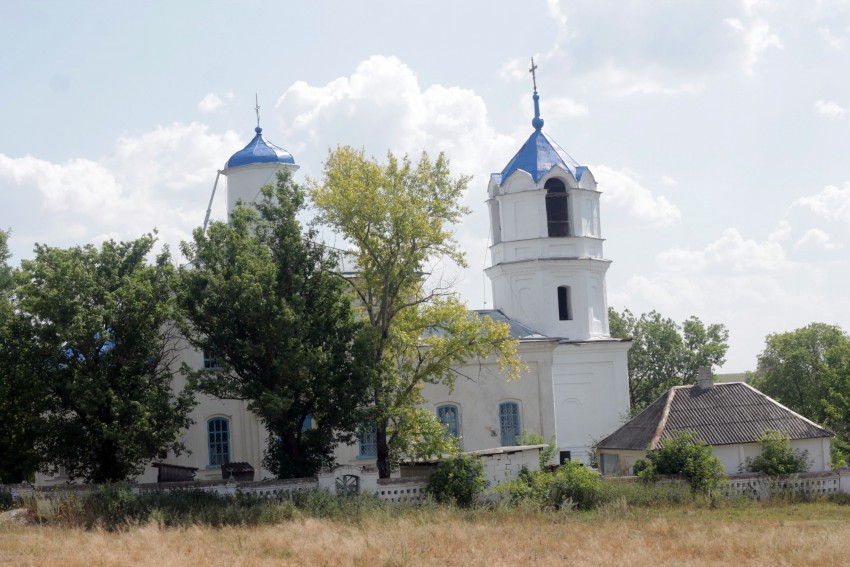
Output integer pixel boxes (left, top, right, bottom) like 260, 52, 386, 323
751, 323, 850, 462
0, 230, 46, 483
13, 235, 194, 483
311, 147, 521, 478
609, 308, 729, 413
178, 171, 372, 478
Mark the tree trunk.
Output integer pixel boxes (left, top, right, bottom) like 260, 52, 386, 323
376, 425, 391, 479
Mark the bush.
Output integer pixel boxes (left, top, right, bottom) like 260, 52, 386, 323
551, 461, 602, 510
0, 491, 14, 511
426, 455, 486, 507
494, 467, 555, 509
745, 430, 810, 475
635, 431, 725, 497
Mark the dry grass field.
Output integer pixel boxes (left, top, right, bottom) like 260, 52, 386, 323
3, 503, 850, 566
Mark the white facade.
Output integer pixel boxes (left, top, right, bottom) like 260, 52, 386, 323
36, 94, 633, 485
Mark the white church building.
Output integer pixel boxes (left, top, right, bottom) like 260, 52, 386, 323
41, 85, 632, 485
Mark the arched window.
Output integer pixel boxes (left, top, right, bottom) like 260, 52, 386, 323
557, 285, 572, 321
498, 401, 521, 447
437, 404, 460, 438
358, 423, 377, 458
207, 417, 230, 466
545, 178, 570, 237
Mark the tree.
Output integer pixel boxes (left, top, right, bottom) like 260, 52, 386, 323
310, 147, 521, 478
178, 171, 372, 478
0, 229, 46, 483
744, 430, 810, 475
634, 431, 725, 497
609, 308, 729, 413
13, 235, 194, 483
751, 323, 850, 463
425, 454, 486, 507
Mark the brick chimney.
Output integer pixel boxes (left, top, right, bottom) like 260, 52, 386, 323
696, 366, 714, 390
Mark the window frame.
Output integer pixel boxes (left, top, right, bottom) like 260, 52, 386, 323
498, 401, 522, 447
436, 404, 461, 439
357, 423, 377, 458
203, 350, 223, 370
207, 416, 231, 468
557, 285, 572, 321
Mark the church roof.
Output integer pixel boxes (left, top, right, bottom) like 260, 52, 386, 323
474, 309, 550, 340
499, 90, 586, 184
225, 127, 295, 170
596, 382, 833, 451
500, 129, 584, 184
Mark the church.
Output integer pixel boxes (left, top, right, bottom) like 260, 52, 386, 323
42, 79, 632, 484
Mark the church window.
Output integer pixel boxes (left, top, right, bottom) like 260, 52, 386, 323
207, 417, 230, 467
490, 200, 502, 244
545, 178, 570, 237
437, 405, 460, 438
557, 286, 572, 321
358, 423, 377, 458
203, 350, 222, 370
498, 401, 521, 446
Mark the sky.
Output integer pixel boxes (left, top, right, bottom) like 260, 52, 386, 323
2, 0, 850, 372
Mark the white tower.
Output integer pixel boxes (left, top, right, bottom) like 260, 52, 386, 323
222, 122, 299, 216
486, 69, 631, 462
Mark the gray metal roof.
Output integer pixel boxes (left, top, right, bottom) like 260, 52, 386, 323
597, 382, 833, 450
473, 309, 551, 340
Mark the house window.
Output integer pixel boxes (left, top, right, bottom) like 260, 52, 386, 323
207, 417, 230, 467
557, 286, 572, 321
600, 453, 619, 476
437, 405, 460, 438
301, 414, 312, 432
499, 402, 521, 447
545, 178, 570, 237
203, 350, 222, 370
358, 423, 377, 458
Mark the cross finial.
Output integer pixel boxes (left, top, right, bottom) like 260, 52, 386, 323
254, 93, 260, 129
529, 57, 539, 92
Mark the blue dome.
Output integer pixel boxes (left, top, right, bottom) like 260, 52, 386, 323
500, 129, 583, 183
225, 127, 295, 170
499, 90, 586, 184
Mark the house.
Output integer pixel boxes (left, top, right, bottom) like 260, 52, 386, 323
595, 369, 834, 476
36, 78, 632, 485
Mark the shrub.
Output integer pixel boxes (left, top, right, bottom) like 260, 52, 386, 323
635, 430, 725, 497
494, 467, 555, 509
426, 455, 486, 507
745, 430, 810, 475
0, 491, 14, 511
550, 461, 602, 510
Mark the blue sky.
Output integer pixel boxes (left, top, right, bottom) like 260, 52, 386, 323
2, 0, 850, 372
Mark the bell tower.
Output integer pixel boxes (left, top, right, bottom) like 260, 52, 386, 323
485, 70, 611, 341
222, 98, 299, 216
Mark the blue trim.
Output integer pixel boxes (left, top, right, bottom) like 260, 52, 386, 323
225, 127, 295, 170
207, 417, 230, 466
498, 402, 521, 447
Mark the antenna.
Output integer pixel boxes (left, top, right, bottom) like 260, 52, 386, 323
254, 93, 260, 128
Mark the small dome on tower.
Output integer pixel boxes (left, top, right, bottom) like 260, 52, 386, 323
224, 127, 295, 170
499, 88, 586, 184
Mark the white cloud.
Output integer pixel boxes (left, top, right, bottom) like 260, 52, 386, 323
724, 17, 783, 75
0, 123, 242, 262
819, 27, 845, 50
795, 228, 841, 250
547, 0, 568, 28
792, 183, 850, 225
276, 55, 517, 182
813, 99, 846, 119
595, 63, 706, 97
499, 58, 530, 81
661, 175, 678, 186
593, 165, 681, 226
197, 92, 234, 114
657, 228, 793, 274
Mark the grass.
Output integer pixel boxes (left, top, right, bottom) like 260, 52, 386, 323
3, 500, 850, 566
